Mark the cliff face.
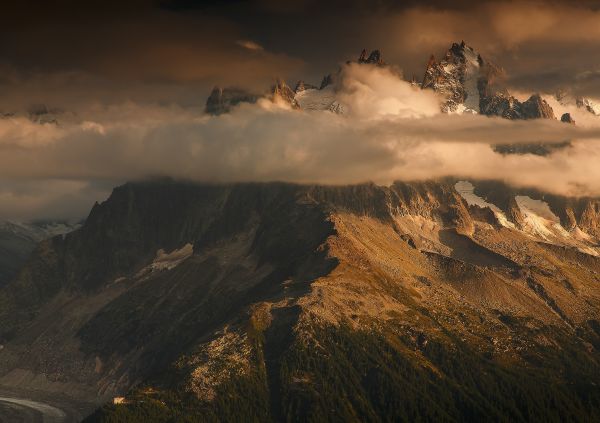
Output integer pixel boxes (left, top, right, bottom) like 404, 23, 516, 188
1, 180, 600, 421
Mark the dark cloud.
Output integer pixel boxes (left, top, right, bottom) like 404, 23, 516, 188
1, 1, 599, 95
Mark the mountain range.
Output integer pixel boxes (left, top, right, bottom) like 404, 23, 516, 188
0, 42, 600, 422
205, 41, 598, 126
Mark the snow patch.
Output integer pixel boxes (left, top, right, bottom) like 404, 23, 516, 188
461, 46, 481, 113
514, 196, 599, 255
0, 220, 80, 242
442, 63, 457, 74
455, 181, 513, 228
294, 86, 343, 113
151, 243, 194, 271
136, 243, 194, 279
515, 196, 561, 240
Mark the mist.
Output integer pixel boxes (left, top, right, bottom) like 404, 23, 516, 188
2, 63, 600, 220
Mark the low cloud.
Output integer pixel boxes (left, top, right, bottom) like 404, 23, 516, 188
2, 63, 600, 220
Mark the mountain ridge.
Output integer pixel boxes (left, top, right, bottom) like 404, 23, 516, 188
0, 179, 599, 421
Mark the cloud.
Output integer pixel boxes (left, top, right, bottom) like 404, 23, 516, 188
2, 63, 600, 220
337, 64, 440, 118
0, 179, 112, 221
3, 1, 600, 108
0, 11, 304, 98
236, 40, 264, 51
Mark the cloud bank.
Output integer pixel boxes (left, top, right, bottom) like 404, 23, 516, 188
2, 63, 600, 220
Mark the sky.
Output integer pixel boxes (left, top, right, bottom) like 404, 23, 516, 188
2, 0, 600, 220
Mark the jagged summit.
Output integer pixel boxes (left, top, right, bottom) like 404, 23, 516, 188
270, 78, 299, 108
294, 80, 318, 93
204, 42, 582, 123
205, 79, 298, 115
357, 48, 384, 66
421, 41, 485, 113
421, 41, 556, 119
205, 86, 259, 115
561, 112, 576, 124
556, 89, 600, 116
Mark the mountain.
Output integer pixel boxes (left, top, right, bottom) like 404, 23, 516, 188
556, 90, 600, 116
0, 220, 80, 287
1, 179, 600, 421
205, 79, 298, 115
422, 41, 557, 119
421, 42, 488, 113
0, 104, 71, 126
204, 43, 567, 122
205, 87, 260, 115
357, 49, 385, 66
204, 49, 384, 116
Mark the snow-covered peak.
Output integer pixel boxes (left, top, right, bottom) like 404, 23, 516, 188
294, 85, 342, 113
455, 181, 599, 255
0, 220, 80, 242
421, 42, 484, 113
556, 90, 600, 116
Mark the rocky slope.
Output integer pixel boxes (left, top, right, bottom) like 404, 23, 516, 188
0, 179, 599, 421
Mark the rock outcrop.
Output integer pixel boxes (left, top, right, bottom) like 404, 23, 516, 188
205, 80, 298, 114
561, 112, 576, 124
270, 79, 299, 108
358, 49, 384, 66
294, 80, 318, 93
205, 86, 259, 115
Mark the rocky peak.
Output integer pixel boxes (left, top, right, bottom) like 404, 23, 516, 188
271, 78, 299, 108
421, 41, 556, 121
556, 90, 600, 116
446, 41, 470, 62
424, 54, 436, 72
576, 97, 600, 116
421, 41, 484, 113
319, 73, 337, 90
294, 80, 318, 93
521, 94, 555, 119
27, 103, 61, 124
204, 80, 299, 115
561, 112, 576, 124
507, 196, 525, 228
358, 48, 368, 62
358, 49, 384, 66
205, 86, 259, 115
479, 90, 555, 121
